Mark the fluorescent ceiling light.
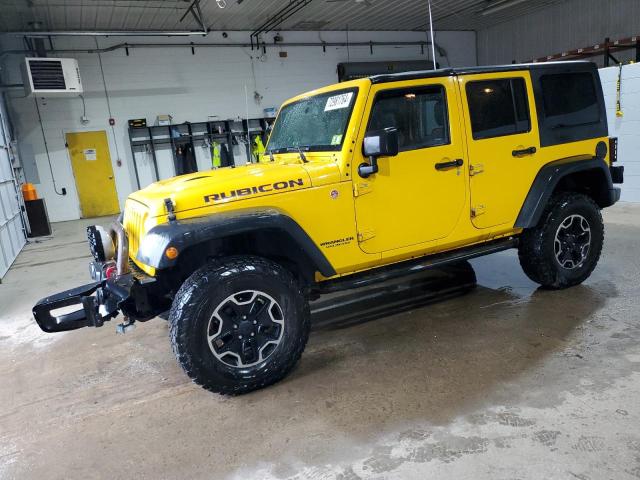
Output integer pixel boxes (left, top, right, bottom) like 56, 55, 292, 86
480, 0, 528, 16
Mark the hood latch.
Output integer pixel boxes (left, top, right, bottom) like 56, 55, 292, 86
164, 198, 177, 222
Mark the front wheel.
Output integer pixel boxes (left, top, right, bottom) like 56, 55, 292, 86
169, 256, 310, 395
518, 192, 604, 289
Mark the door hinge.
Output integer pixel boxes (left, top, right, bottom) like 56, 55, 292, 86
469, 163, 484, 176
353, 182, 372, 197
357, 229, 376, 242
471, 205, 486, 217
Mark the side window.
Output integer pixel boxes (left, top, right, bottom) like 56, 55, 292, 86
540, 72, 600, 127
466, 78, 531, 140
368, 85, 449, 152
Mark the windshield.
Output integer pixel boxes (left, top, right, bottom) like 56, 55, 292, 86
266, 87, 358, 153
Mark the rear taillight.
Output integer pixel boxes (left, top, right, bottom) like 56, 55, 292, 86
609, 137, 618, 163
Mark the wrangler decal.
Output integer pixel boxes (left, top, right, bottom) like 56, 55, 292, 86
204, 178, 306, 204
320, 236, 354, 248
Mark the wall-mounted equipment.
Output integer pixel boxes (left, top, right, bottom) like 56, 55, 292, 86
128, 117, 274, 189
22, 58, 83, 97
156, 115, 173, 126
128, 118, 147, 128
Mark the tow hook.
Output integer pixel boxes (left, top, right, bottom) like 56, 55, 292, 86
116, 316, 136, 334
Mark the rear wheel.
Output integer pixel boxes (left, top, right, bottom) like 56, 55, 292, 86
518, 192, 604, 289
169, 256, 310, 395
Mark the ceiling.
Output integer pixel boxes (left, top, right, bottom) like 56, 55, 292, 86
0, 0, 562, 33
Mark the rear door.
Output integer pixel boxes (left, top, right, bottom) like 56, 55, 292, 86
459, 72, 543, 229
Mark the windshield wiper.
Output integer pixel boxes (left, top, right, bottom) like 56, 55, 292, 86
296, 146, 308, 163
267, 146, 310, 161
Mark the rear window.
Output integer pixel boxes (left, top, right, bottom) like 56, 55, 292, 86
540, 72, 600, 128
466, 78, 530, 140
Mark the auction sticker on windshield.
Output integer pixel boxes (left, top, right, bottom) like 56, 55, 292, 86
325, 92, 353, 111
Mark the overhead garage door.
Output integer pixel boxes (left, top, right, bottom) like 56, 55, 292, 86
0, 97, 26, 280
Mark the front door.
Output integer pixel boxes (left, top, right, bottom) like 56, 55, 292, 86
459, 73, 541, 229
66, 130, 120, 218
353, 77, 467, 254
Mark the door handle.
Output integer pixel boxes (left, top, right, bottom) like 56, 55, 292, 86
435, 158, 464, 170
512, 146, 537, 157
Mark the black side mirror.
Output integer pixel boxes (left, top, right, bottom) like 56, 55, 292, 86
359, 127, 399, 178
363, 127, 399, 157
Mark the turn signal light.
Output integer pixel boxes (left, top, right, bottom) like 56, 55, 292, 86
165, 247, 179, 260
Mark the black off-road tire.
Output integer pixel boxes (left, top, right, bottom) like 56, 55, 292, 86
518, 192, 604, 289
169, 256, 310, 395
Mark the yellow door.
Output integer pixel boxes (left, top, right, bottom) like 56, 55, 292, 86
459, 72, 542, 228
66, 131, 120, 218
352, 76, 468, 254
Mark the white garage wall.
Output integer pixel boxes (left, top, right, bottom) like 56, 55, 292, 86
0, 30, 476, 223
600, 63, 640, 203
477, 0, 640, 65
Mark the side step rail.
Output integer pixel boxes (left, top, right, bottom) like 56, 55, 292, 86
318, 237, 518, 294
312, 261, 477, 330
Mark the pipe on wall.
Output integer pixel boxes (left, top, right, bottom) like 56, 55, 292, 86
2, 31, 209, 37
0, 40, 438, 61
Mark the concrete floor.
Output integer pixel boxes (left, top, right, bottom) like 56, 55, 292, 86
1, 204, 639, 480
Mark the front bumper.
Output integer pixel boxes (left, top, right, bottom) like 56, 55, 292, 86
32, 222, 164, 333
32, 276, 132, 332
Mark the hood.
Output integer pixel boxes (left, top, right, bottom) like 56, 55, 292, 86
128, 161, 316, 217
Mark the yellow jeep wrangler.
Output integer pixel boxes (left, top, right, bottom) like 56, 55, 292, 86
34, 61, 623, 394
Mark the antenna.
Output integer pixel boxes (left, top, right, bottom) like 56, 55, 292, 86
346, 23, 350, 63
427, 0, 437, 70
244, 84, 251, 162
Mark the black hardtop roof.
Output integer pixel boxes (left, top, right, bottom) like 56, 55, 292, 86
369, 60, 597, 84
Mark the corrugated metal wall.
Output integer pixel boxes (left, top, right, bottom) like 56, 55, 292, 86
0, 96, 26, 280
477, 0, 640, 65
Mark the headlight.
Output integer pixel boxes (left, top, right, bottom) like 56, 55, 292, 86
87, 225, 116, 262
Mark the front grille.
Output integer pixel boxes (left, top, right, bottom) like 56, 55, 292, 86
29, 60, 67, 90
123, 201, 148, 260
129, 259, 155, 283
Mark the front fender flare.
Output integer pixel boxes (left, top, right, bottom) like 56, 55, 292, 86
136, 208, 336, 277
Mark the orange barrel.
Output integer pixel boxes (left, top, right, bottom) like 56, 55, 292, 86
21, 183, 38, 201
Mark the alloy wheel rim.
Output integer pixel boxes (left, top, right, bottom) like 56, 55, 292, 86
553, 214, 591, 270
207, 290, 285, 368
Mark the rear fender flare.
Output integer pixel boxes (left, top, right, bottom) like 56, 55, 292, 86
515, 156, 616, 229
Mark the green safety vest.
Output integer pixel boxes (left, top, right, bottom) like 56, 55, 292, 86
211, 142, 221, 168
253, 136, 266, 163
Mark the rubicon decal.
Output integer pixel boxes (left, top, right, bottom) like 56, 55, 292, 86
204, 178, 305, 203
